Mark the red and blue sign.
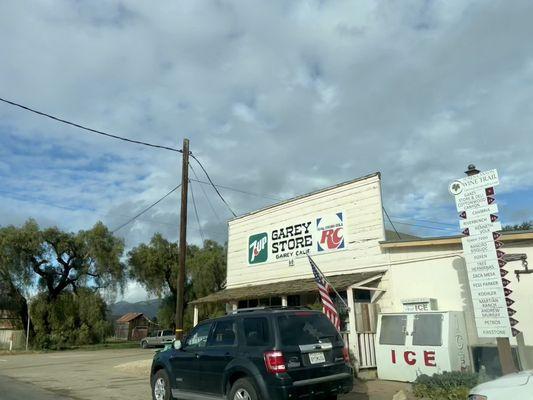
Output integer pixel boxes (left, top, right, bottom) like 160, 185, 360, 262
317, 212, 345, 252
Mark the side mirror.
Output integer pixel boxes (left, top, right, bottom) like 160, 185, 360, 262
173, 340, 182, 350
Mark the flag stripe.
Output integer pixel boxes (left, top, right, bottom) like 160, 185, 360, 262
308, 255, 341, 331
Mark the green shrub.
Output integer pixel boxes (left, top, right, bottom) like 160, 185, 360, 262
413, 371, 479, 400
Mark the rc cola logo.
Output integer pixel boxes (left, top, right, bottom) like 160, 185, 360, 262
316, 212, 345, 251
248, 232, 268, 264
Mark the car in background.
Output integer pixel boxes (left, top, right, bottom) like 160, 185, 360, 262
141, 329, 175, 349
468, 369, 533, 399
150, 307, 353, 400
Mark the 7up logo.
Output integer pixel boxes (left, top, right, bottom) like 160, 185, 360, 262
248, 233, 268, 264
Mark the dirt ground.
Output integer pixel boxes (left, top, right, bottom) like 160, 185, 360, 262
0, 348, 413, 400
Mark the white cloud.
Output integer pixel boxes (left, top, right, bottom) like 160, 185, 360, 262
0, 0, 532, 251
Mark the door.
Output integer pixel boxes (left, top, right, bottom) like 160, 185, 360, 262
410, 313, 444, 373
376, 314, 410, 381
199, 319, 238, 395
169, 322, 212, 392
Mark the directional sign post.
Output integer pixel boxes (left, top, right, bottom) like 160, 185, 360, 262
450, 167, 518, 374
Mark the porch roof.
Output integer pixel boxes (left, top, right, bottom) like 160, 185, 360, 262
190, 271, 384, 305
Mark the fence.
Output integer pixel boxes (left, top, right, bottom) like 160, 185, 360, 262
0, 330, 25, 350
357, 332, 377, 368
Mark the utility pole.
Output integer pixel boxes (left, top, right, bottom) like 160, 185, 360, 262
465, 164, 517, 375
175, 138, 189, 340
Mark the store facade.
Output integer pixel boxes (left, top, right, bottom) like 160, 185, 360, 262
191, 172, 533, 374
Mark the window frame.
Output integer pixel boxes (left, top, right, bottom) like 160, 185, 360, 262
207, 319, 238, 348
183, 322, 213, 350
378, 315, 408, 346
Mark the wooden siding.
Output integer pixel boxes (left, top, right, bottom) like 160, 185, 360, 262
227, 174, 387, 288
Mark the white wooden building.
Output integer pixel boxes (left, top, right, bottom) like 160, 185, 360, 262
191, 172, 533, 374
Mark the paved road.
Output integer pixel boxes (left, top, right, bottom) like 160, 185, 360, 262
0, 374, 72, 400
0, 348, 410, 399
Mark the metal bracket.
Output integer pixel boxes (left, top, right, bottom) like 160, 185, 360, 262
504, 253, 530, 281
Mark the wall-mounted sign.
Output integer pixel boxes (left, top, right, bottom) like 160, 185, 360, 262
247, 212, 346, 265
401, 298, 437, 312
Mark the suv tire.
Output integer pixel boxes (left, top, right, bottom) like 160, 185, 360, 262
229, 378, 261, 400
141, 340, 148, 349
151, 369, 172, 400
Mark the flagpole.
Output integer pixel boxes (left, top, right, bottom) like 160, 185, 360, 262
307, 254, 350, 310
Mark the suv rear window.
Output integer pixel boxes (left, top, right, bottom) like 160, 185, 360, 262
243, 317, 270, 346
277, 312, 341, 346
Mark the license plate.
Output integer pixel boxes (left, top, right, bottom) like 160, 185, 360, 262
309, 352, 326, 364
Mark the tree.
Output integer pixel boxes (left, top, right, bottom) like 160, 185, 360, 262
502, 220, 533, 231
0, 219, 125, 300
127, 234, 199, 328
127, 235, 226, 329
0, 219, 125, 348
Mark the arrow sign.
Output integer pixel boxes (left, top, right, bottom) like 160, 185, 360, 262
502, 278, 511, 287
508, 308, 516, 316
504, 288, 513, 296
499, 259, 507, 267
459, 211, 467, 219
487, 196, 496, 205
493, 232, 502, 240
462, 228, 470, 236
512, 328, 520, 337
509, 318, 519, 327
496, 250, 506, 259
494, 240, 503, 249
506, 298, 515, 307
490, 214, 499, 222
500, 269, 509, 277
485, 187, 495, 196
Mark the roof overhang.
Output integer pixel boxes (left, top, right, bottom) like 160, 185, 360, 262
191, 271, 385, 305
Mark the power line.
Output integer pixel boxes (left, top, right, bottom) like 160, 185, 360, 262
0, 97, 182, 153
189, 179, 205, 243
190, 154, 237, 217
189, 164, 222, 223
112, 184, 181, 233
189, 178, 282, 202
382, 206, 401, 239
390, 215, 456, 227
390, 220, 457, 232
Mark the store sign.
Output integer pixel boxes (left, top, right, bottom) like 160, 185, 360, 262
247, 211, 346, 265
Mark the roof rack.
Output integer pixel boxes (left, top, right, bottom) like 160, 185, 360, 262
229, 306, 312, 314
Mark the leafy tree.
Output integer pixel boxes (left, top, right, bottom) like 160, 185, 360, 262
31, 288, 112, 349
502, 220, 533, 231
0, 219, 125, 300
0, 219, 125, 348
127, 235, 227, 329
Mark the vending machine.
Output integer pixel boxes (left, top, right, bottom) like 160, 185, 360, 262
375, 311, 471, 381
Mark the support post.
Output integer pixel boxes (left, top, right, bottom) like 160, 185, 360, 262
281, 296, 288, 307
497, 338, 518, 374
175, 138, 190, 340
25, 300, 30, 351
193, 305, 199, 327
346, 287, 360, 372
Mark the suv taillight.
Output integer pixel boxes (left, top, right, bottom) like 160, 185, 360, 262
264, 351, 286, 374
342, 346, 350, 363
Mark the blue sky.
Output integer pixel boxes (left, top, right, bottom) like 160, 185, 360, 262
1, 0, 532, 300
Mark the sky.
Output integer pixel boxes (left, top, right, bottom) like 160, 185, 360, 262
1, 0, 533, 302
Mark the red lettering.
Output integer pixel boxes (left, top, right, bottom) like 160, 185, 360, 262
391, 349, 396, 364
320, 228, 343, 249
404, 351, 416, 365
424, 351, 436, 367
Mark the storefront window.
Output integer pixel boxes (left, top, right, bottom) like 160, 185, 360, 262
412, 314, 443, 346
379, 315, 407, 345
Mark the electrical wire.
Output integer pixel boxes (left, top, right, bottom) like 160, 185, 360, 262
190, 154, 237, 217
189, 178, 282, 202
112, 184, 181, 233
390, 215, 456, 227
0, 97, 182, 153
189, 179, 205, 243
382, 206, 401, 239
189, 164, 222, 223
389, 220, 457, 232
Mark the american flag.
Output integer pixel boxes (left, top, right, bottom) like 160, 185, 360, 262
308, 255, 340, 331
